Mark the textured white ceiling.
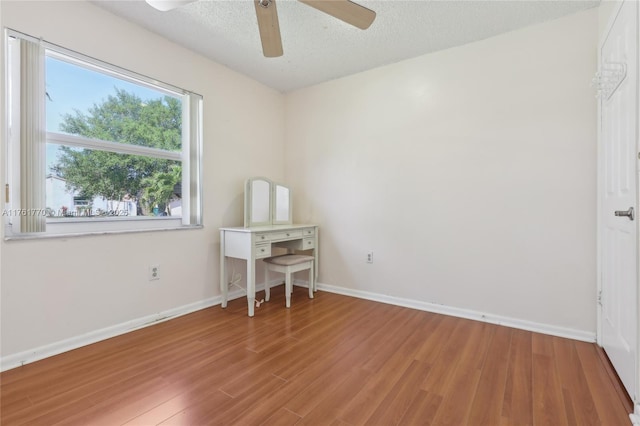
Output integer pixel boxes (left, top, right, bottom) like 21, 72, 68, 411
92, 0, 599, 92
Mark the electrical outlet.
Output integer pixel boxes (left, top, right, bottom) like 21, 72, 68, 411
149, 264, 160, 281
366, 251, 373, 264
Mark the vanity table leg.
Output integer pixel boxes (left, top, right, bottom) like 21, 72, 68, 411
247, 257, 255, 317
313, 250, 318, 292
221, 257, 228, 308
220, 231, 228, 308
309, 262, 314, 299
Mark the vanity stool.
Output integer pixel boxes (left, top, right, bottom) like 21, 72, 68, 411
264, 254, 315, 308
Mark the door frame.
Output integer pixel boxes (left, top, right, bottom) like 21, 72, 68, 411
596, 0, 640, 415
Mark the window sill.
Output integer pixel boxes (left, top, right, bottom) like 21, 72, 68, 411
4, 219, 203, 241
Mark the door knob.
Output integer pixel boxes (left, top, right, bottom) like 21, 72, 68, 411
615, 207, 635, 220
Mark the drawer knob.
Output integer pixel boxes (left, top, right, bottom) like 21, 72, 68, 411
286, 233, 290, 236
261, 248, 265, 252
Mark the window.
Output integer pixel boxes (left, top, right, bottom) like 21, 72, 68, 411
4, 30, 203, 238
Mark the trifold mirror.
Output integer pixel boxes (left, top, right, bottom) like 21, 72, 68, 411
244, 177, 292, 227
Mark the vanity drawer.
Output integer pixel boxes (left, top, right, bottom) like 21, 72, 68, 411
254, 243, 271, 259
302, 228, 315, 236
302, 237, 316, 249
267, 230, 303, 241
256, 233, 269, 243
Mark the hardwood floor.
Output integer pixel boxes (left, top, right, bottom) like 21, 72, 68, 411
0, 287, 632, 425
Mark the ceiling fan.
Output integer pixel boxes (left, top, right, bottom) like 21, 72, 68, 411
145, 0, 376, 58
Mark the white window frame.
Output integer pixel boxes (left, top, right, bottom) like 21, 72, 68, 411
3, 29, 203, 239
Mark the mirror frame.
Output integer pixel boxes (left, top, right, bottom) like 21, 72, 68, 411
244, 177, 272, 227
244, 177, 292, 227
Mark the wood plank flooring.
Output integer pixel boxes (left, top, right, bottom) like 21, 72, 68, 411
0, 287, 632, 425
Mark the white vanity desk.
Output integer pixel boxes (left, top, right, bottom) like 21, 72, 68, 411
219, 224, 318, 316
220, 177, 318, 317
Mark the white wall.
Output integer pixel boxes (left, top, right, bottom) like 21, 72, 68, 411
0, 1, 285, 358
285, 9, 598, 334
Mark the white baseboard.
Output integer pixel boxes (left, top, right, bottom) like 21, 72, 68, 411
0, 285, 255, 372
315, 282, 596, 343
630, 404, 640, 425
0, 279, 596, 372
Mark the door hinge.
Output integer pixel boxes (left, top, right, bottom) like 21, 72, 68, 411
597, 290, 603, 306
4, 184, 8, 203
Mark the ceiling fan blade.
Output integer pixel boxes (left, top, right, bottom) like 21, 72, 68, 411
299, 0, 376, 30
254, 0, 284, 58
145, 0, 196, 12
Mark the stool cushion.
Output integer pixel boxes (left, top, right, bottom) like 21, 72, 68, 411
264, 254, 314, 266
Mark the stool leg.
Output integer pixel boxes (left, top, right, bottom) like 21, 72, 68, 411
285, 271, 292, 308
309, 262, 314, 299
264, 266, 271, 302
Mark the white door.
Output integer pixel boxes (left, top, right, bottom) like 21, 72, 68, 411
600, 0, 638, 402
